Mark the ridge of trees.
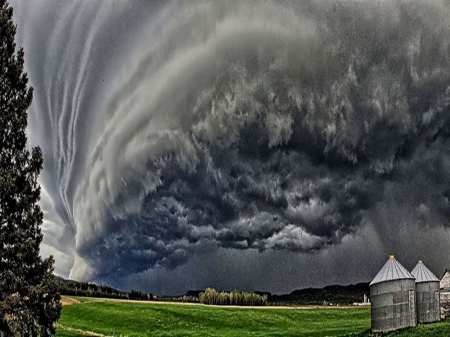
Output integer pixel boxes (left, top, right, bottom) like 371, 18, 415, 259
269, 282, 370, 306
57, 277, 156, 301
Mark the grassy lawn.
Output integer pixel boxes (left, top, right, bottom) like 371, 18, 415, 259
354, 320, 450, 337
56, 298, 370, 337
56, 298, 450, 337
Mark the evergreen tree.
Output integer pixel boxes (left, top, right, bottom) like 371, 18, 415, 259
0, 1, 61, 335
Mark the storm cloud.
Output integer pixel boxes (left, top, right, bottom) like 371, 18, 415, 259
11, 0, 450, 293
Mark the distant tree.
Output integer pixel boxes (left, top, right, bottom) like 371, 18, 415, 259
0, 1, 61, 335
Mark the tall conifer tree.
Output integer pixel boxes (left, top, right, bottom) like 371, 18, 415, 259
0, 1, 61, 335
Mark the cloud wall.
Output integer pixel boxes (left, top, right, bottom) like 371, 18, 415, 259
12, 0, 450, 293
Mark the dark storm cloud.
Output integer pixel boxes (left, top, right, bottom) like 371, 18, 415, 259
12, 0, 450, 292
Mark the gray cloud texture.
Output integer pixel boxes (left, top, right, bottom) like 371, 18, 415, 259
11, 0, 450, 293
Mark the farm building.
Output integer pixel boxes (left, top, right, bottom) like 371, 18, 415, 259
411, 260, 440, 323
370, 255, 416, 333
440, 269, 450, 319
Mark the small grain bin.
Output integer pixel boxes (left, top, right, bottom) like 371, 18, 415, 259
411, 260, 440, 323
440, 269, 450, 319
370, 255, 416, 332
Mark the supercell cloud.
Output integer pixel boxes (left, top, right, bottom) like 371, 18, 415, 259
11, 0, 450, 294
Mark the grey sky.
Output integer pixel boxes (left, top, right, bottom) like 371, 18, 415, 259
11, 0, 450, 295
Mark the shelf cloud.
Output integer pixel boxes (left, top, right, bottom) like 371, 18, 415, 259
12, 0, 450, 294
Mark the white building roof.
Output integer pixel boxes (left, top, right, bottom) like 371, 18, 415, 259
370, 255, 415, 286
411, 260, 439, 283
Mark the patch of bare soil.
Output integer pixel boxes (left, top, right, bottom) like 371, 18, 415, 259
61, 297, 80, 306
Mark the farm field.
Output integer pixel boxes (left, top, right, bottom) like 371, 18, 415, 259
56, 297, 450, 337
56, 297, 370, 337
361, 321, 450, 337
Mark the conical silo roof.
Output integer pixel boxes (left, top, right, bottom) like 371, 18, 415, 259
411, 260, 439, 283
370, 255, 415, 286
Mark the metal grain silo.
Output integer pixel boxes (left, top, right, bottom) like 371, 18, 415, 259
370, 255, 416, 333
411, 260, 440, 323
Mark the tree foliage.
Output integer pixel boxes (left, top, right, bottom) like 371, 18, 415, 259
199, 288, 268, 306
0, 1, 61, 335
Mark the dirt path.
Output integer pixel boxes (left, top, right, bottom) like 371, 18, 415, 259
57, 323, 111, 337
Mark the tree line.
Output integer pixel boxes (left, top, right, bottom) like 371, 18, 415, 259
199, 288, 268, 306
58, 279, 156, 301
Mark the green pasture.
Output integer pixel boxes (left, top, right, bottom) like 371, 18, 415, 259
55, 297, 450, 337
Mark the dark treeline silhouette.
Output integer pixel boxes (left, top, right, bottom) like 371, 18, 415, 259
128, 289, 156, 301
269, 282, 370, 306
57, 277, 156, 301
199, 288, 268, 306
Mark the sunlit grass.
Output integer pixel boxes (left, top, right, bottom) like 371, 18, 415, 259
56, 297, 370, 337
56, 297, 450, 337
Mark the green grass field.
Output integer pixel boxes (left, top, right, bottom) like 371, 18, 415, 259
55, 297, 450, 337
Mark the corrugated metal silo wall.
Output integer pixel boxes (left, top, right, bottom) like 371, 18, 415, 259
416, 281, 440, 323
370, 279, 416, 332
